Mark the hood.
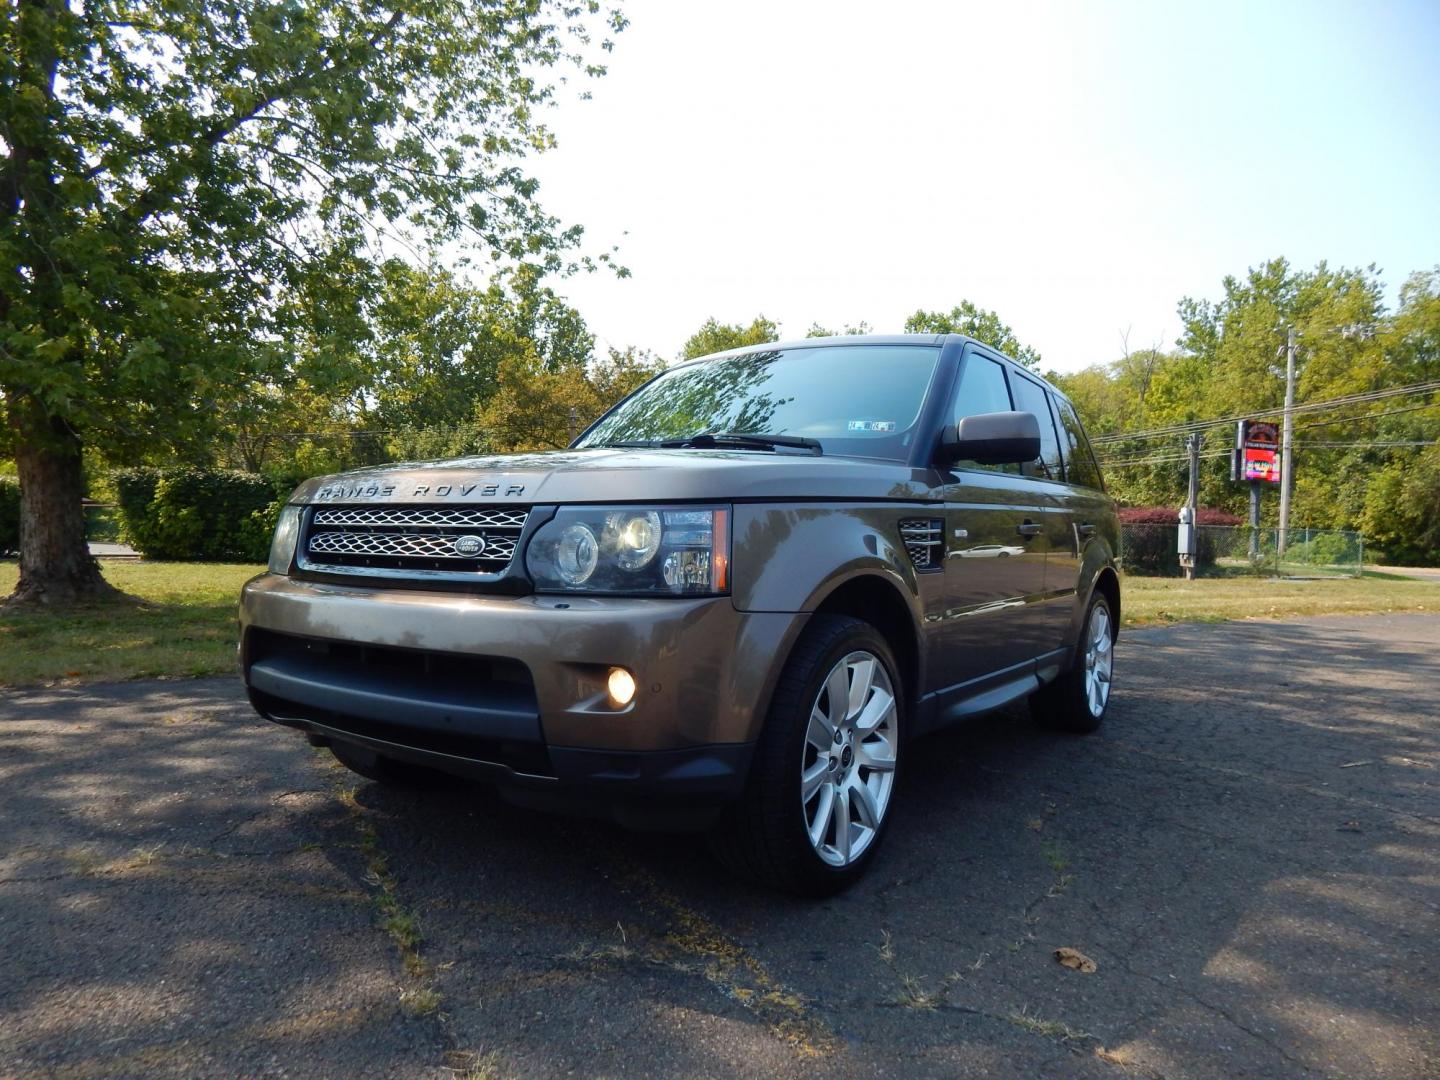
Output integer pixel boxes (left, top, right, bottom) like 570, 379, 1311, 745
290, 447, 939, 505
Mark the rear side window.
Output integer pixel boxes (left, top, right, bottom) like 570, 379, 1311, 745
1008, 374, 1064, 482
1053, 396, 1105, 490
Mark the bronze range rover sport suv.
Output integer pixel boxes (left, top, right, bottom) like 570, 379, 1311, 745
241, 334, 1120, 894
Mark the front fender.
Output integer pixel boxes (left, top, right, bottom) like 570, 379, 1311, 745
729, 504, 927, 613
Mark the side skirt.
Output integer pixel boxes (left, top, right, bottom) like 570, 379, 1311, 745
912, 646, 1073, 737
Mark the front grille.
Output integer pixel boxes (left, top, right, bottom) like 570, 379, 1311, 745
900, 518, 943, 570
309, 530, 520, 562
300, 504, 529, 577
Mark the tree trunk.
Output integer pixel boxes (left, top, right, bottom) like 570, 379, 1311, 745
7, 420, 117, 606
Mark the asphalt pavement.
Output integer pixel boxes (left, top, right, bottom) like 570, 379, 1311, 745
2, 613, 1437, 1078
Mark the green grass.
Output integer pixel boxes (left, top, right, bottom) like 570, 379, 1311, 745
1122, 572, 1437, 626
0, 559, 1436, 687
0, 560, 260, 686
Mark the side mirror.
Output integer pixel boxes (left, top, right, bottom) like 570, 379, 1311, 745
940, 411, 1041, 466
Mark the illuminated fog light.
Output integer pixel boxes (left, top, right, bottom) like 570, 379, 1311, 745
607, 666, 637, 708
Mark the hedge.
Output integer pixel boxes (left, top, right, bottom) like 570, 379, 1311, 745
114, 467, 283, 561
1118, 506, 1244, 577
0, 478, 18, 557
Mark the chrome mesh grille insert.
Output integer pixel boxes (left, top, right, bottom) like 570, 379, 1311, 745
301, 503, 529, 579
309, 531, 519, 561
899, 518, 943, 570
312, 506, 529, 530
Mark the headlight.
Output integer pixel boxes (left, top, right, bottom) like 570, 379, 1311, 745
555, 523, 600, 585
268, 506, 303, 574
526, 506, 730, 595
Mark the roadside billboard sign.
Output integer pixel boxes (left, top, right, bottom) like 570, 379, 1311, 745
1234, 420, 1280, 483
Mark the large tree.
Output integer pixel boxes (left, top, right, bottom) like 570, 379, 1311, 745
1, 0, 624, 603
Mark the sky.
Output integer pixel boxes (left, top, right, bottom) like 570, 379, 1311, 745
525, 0, 1440, 374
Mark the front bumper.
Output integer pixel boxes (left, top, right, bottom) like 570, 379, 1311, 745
239, 574, 804, 809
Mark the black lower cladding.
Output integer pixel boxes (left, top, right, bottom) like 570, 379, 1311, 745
246, 628, 552, 776
244, 628, 756, 802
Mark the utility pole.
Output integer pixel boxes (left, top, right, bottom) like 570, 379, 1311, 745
1277, 326, 1297, 555
1179, 432, 1201, 580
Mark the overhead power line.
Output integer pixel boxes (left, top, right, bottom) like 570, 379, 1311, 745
1294, 400, 1440, 431
1089, 380, 1440, 446
1099, 439, 1437, 468
1299, 440, 1439, 449
1100, 448, 1232, 469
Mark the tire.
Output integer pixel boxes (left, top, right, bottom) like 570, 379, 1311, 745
329, 740, 430, 785
711, 614, 904, 896
1031, 591, 1115, 734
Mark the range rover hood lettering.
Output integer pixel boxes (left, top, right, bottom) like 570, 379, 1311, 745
289, 448, 938, 505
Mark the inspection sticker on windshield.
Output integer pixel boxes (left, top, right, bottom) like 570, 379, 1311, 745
848, 420, 896, 432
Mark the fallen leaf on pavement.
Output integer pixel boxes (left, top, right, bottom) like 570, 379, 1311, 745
1055, 947, 1097, 973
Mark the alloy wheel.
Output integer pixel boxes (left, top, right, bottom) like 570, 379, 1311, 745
1083, 603, 1114, 717
800, 650, 898, 867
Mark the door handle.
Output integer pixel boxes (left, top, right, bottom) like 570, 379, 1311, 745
1077, 523, 1096, 537
1017, 521, 1044, 538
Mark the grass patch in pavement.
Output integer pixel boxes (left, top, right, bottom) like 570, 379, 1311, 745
0, 560, 259, 686
0, 558, 1435, 686
1121, 572, 1436, 626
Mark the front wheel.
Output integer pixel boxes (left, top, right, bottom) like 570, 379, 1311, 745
1031, 591, 1115, 734
711, 615, 903, 895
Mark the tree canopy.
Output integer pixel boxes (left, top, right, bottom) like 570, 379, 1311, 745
905, 302, 1042, 368
1, 0, 625, 602
679, 316, 779, 361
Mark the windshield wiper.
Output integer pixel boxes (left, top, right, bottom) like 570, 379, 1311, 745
596, 439, 663, 448
660, 432, 823, 455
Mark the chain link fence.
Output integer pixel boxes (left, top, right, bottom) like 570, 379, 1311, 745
1120, 524, 1364, 578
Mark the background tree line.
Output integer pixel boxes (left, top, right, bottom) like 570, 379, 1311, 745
1054, 260, 1440, 566
4, 254, 1439, 570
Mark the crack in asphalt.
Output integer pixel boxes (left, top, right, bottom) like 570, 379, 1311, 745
1108, 952, 1312, 1072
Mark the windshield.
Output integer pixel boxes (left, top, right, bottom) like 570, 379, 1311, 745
576, 344, 942, 462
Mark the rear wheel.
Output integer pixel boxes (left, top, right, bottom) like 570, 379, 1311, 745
712, 615, 903, 895
1031, 592, 1114, 734
329, 740, 430, 785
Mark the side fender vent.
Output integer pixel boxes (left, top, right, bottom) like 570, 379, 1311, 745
899, 518, 943, 571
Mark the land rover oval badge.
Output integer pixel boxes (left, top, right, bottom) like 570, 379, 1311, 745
453, 535, 486, 556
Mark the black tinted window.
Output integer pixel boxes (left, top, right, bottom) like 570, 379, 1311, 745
1053, 396, 1104, 490
1008, 374, 1063, 482
950, 355, 1015, 473
953, 355, 1012, 421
